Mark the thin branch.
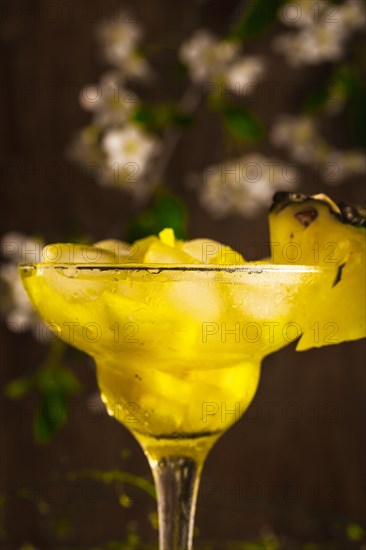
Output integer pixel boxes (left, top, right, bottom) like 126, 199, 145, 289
147, 84, 202, 189
105, 85, 202, 237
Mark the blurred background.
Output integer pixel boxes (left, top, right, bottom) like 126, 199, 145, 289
0, 0, 365, 548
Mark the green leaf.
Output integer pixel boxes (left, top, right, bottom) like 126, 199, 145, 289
131, 105, 156, 129
326, 65, 366, 147
64, 223, 92, 244
6, 341, 81, 444
5, 376, 33, 399
334, 66, 361, 96
33, 365, 81, 443
302, 67, 366, 145
33, 390, 67, 444
303, 86, 331, 114
127, 190, 187, 242
349, 86, 366, 148
35, 365, 80, 395
334, 66, 366, 147
170, 108, 193, 128
230, 0, 286, 40
346, 523, 364, 541
132, 104, 192, 133
52, 367, 82, 394
222, 105, 264, 142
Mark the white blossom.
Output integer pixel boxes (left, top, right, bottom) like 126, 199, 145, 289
270, 115, 325, 163
298, 23, 347, 63
323, 84, 347, 115
338, 0, 366, 30
121, 52, 153, 81
271, 115, 366, 184
68, 125, 102, 164
223, 57, 265, 93
70, 123, 162, 197
97, 19, 142, 65
197, 154, 298, 219
101, 125, 161, 191
179, 30, 239, 83
274, 23, 347, 66
276, 0, 365, 66
96, 19, 152, 81
1, 232, 43, 263
279, 0, 331, 28
0, 233, 44, 337
323, 150, 366, 184
180, 30, 266, 95
79, 72, 138, 128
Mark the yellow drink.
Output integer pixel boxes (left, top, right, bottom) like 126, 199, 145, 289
17, 212, 361, 550
19, 263, 327, 463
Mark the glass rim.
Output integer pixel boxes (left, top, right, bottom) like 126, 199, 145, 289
18, 262, 337, 273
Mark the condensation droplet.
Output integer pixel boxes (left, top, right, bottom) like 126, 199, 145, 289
63, 267, 79, 278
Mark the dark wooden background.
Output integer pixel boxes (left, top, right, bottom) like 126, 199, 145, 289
0, 0, 365, 548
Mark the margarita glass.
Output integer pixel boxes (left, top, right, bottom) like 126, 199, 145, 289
19, 262, 334, 550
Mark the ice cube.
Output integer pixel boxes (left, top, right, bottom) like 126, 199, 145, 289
169, 280, 222, 322
181, 239, 245, 264
42, 243, 117, 264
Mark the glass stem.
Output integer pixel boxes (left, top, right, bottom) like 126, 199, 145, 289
150, 456, 202, 550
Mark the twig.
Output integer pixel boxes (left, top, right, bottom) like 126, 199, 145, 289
148, 84, 202, 189
105, 85, 202, 237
